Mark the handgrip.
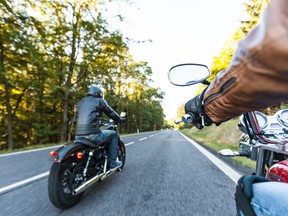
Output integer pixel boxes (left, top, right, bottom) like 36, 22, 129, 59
182, 113, 195, 124
174, 113, 195, 124
174, 119, 183, 124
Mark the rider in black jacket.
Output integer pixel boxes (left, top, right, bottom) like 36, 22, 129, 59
75, 86, 124, 170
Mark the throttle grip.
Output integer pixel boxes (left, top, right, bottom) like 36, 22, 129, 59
174, 119, 183, 124
182, 113, 194, 124
174, 113, 195, 124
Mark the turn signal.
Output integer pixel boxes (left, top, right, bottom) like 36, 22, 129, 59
76, 152, 83, 160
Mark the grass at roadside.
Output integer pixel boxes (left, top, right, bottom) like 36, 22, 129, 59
180, 118, 256, 169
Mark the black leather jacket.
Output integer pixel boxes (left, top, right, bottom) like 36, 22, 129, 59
75, 96, 121, 135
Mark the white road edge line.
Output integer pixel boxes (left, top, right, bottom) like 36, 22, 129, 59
0, 145, 62, 157
179, 132, 241, 184
0, 141, 139, 194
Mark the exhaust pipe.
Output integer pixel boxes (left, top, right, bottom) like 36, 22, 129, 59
73, 158, 108, 195
73, 167, 120, 195
73, 172, 105, 195
100, 167, 120, 181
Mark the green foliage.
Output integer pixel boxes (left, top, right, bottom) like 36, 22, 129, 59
0, 0, 165, 150
194, 0, 286, 112
208, 0, 270, 80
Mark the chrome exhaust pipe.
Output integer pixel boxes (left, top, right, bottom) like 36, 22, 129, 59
73, 158, 109, 195
73, 172, 105, 195
73, 160, 121, 195
100, 167, 119, 181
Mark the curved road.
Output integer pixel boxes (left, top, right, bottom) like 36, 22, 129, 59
0, 130, 242, 216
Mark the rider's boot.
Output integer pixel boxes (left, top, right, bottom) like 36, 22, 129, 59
109, 159, 122, 170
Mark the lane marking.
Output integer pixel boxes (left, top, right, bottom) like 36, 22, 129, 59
179, 132, 241, 184
0, 171, 49, 195
125, 142, 135, 146
139, 137, 148, 141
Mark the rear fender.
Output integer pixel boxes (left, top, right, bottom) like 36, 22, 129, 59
50, 143, 85, 162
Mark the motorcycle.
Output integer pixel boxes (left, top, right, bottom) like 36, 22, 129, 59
48, 113, 126, 209
168, 63, 288, 182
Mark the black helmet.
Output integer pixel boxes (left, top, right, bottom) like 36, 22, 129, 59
87, 86, 103, 98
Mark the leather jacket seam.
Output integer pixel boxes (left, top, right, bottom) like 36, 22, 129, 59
204, 77, 237, 105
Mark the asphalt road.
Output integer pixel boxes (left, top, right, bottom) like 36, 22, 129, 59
0, 130, 242, 216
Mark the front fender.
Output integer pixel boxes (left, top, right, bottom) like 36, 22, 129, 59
49, 143, 85, 162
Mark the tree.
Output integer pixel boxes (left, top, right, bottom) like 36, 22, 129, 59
0, 0, 166, 150
209, 0, 270, 84
0, 1, 48, 149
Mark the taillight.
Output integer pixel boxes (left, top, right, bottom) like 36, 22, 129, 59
76, 152, 83, 160
49, 151, 59, 161
50, 151, 58, 157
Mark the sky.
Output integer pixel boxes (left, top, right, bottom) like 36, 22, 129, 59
103, 0, 246, 120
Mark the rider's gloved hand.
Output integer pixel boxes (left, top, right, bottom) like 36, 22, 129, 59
184, 94, 213, 129
119, 117, 126, 123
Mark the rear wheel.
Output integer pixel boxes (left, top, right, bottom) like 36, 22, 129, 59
48, 158, 84, 209
118, 140, 126, 170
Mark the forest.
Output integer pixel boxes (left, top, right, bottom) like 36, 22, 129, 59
0, 0, 166, 150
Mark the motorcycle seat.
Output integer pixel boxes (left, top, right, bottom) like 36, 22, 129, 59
74, 137, 99, 148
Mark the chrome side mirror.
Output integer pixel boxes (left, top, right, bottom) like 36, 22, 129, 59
168, 63, 210, 86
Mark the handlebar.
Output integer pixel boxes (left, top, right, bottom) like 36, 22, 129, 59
174, 119, 183, 124
174, 113, 195, 124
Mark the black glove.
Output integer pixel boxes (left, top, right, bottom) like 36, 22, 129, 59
184, 94, 213, 129
119, 117, 126, 123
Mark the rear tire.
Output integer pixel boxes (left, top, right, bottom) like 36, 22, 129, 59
118, 140, 126, 170
48, 158, 84, 209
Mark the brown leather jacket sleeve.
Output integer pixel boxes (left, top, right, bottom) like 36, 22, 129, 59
203, 0, 288, 123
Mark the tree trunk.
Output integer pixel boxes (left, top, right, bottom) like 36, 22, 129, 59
0, 38, 13, 149
60, 8, 78, 142
60, 91, 69, 142
68, 105, 76, 142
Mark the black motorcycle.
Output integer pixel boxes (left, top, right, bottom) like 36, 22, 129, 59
48, 113, 126, 209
